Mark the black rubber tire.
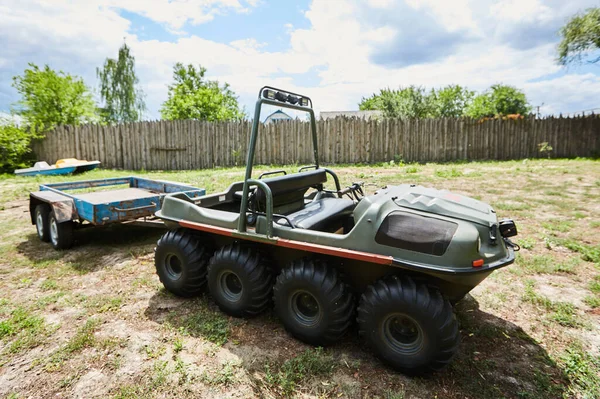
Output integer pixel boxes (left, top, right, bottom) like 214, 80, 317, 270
48, 211, 74, 250
207, 244, 273, 318
357, 275, 460, 375
34, 204, 51, 242
155, 230, 211, 297
273, 258, 354, 346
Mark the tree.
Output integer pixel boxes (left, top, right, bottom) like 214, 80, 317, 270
97, 43, 146, 123
465, 84, 531, 118
557, 7, 600, 65
428, 85, 475, 117
12, 63, 97, 132
0, 118, 33, 172
160, 63, 244, 121
359, 85, 473, 118
359, 86, 434, 118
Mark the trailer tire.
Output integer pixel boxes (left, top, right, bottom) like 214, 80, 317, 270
48, 211, 74, 250
207, 244, 273, 318
155, 230, 211, 297
274, 259, 354, 346
357, 276, 460, 375
35, 204, 51, 242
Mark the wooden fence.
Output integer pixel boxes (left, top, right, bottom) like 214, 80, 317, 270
32, 116, 600, 170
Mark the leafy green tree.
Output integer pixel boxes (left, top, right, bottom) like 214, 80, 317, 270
465, 84, 531, 118
160, 63, 244, 121
97, 43, 146, 123
11, 63, 97, 132
359, 85, 473, 118
428, 85, 475, 117
359, 86, 434, 118
558, 7, 600, 65
0, 119, 35, 172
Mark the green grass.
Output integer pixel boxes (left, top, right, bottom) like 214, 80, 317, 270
522, 281, 584, 328
516, 254, 579, 275
434, 168, 463, 178
46, 318, 99, 369
558, 239, 600, 264
0, 306, 49, 356
202, 361, 239, 386
169, 298, 232, 346
541, 220, 574, 233
583, 295, 600, 308
263, 347, 336, 396
561, 342, 600, 398
493, 202, 532, 211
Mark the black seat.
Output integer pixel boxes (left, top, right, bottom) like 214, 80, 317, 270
255, 169, 327, 212
276, 197, 355, 230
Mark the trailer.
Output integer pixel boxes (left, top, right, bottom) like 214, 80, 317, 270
29, 176, 205, 249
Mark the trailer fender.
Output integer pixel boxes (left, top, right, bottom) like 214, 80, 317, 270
29, 191, 77, 224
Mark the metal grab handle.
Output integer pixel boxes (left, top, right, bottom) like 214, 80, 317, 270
111, 202, 157, 212
238, 179, 273, 238
258, 170, 287, 179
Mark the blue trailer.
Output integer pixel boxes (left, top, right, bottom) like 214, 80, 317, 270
29, 177, 205, 250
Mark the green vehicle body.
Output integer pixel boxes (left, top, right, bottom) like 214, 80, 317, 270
156, 86, 517, 303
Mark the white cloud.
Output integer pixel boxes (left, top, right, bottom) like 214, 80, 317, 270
0, 0, 599, 119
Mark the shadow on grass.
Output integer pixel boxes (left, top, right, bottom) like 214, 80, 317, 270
144, 291, 569, 399
16, 223, 163, 273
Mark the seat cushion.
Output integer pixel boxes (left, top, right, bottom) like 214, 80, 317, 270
255, 169, 327, 210
276, 197, 355, 230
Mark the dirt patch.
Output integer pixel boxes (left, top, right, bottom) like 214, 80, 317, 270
1, 159, 599, 398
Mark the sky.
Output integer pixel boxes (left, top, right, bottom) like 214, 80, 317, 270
1, 0, 600, 121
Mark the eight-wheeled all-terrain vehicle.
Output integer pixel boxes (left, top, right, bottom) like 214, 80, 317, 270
154, 86, 519, 374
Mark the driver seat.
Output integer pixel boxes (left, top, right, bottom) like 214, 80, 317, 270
276, 197, 355, 230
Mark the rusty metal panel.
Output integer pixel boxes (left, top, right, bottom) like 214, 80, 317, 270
30, 191, 77, 223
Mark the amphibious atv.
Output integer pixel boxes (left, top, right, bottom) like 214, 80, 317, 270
154, 86, 518, 374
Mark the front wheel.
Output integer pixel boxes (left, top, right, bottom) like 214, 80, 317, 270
357, 276, 460, 374
49, 211, 74, 250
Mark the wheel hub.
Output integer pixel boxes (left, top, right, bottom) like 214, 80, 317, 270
382, 314, 424, 355
290, 290, 321, 326
165, 254, 183, 280
36, 212, 44, 238
50, 218, 58, 246
219, 270, 243, 302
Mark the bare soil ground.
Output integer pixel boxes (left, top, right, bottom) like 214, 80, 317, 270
0, 159, 599, 399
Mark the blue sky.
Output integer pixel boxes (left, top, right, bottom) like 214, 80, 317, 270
1, 0, 599, 121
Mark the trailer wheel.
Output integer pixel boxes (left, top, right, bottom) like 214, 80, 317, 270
35, 204, 51, 242
357, 276, 460, 374
155, 230, 211, 297
48, 211, 74, 250
273, 259, 354, 346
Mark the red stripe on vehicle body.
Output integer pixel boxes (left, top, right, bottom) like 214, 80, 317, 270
179, 220, 234, 237
178, 220, 393, 265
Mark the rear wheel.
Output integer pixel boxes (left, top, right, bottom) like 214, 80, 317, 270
357, 275, 460, 374
49, 211, 74, 250
207, 244, 273, 317
273, 258, 354, 346
35, 204, 51, 242
155, 230, 211, 297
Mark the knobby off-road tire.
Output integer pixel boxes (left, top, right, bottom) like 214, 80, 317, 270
207, 244, 273, 318
48, 211, 74, 250
155, 230, 211, 297
35, 204, 51, 242
273, 258, 354, 346
357, 275, 460, 375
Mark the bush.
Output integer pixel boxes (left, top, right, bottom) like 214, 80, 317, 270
0, 121, 36, 173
